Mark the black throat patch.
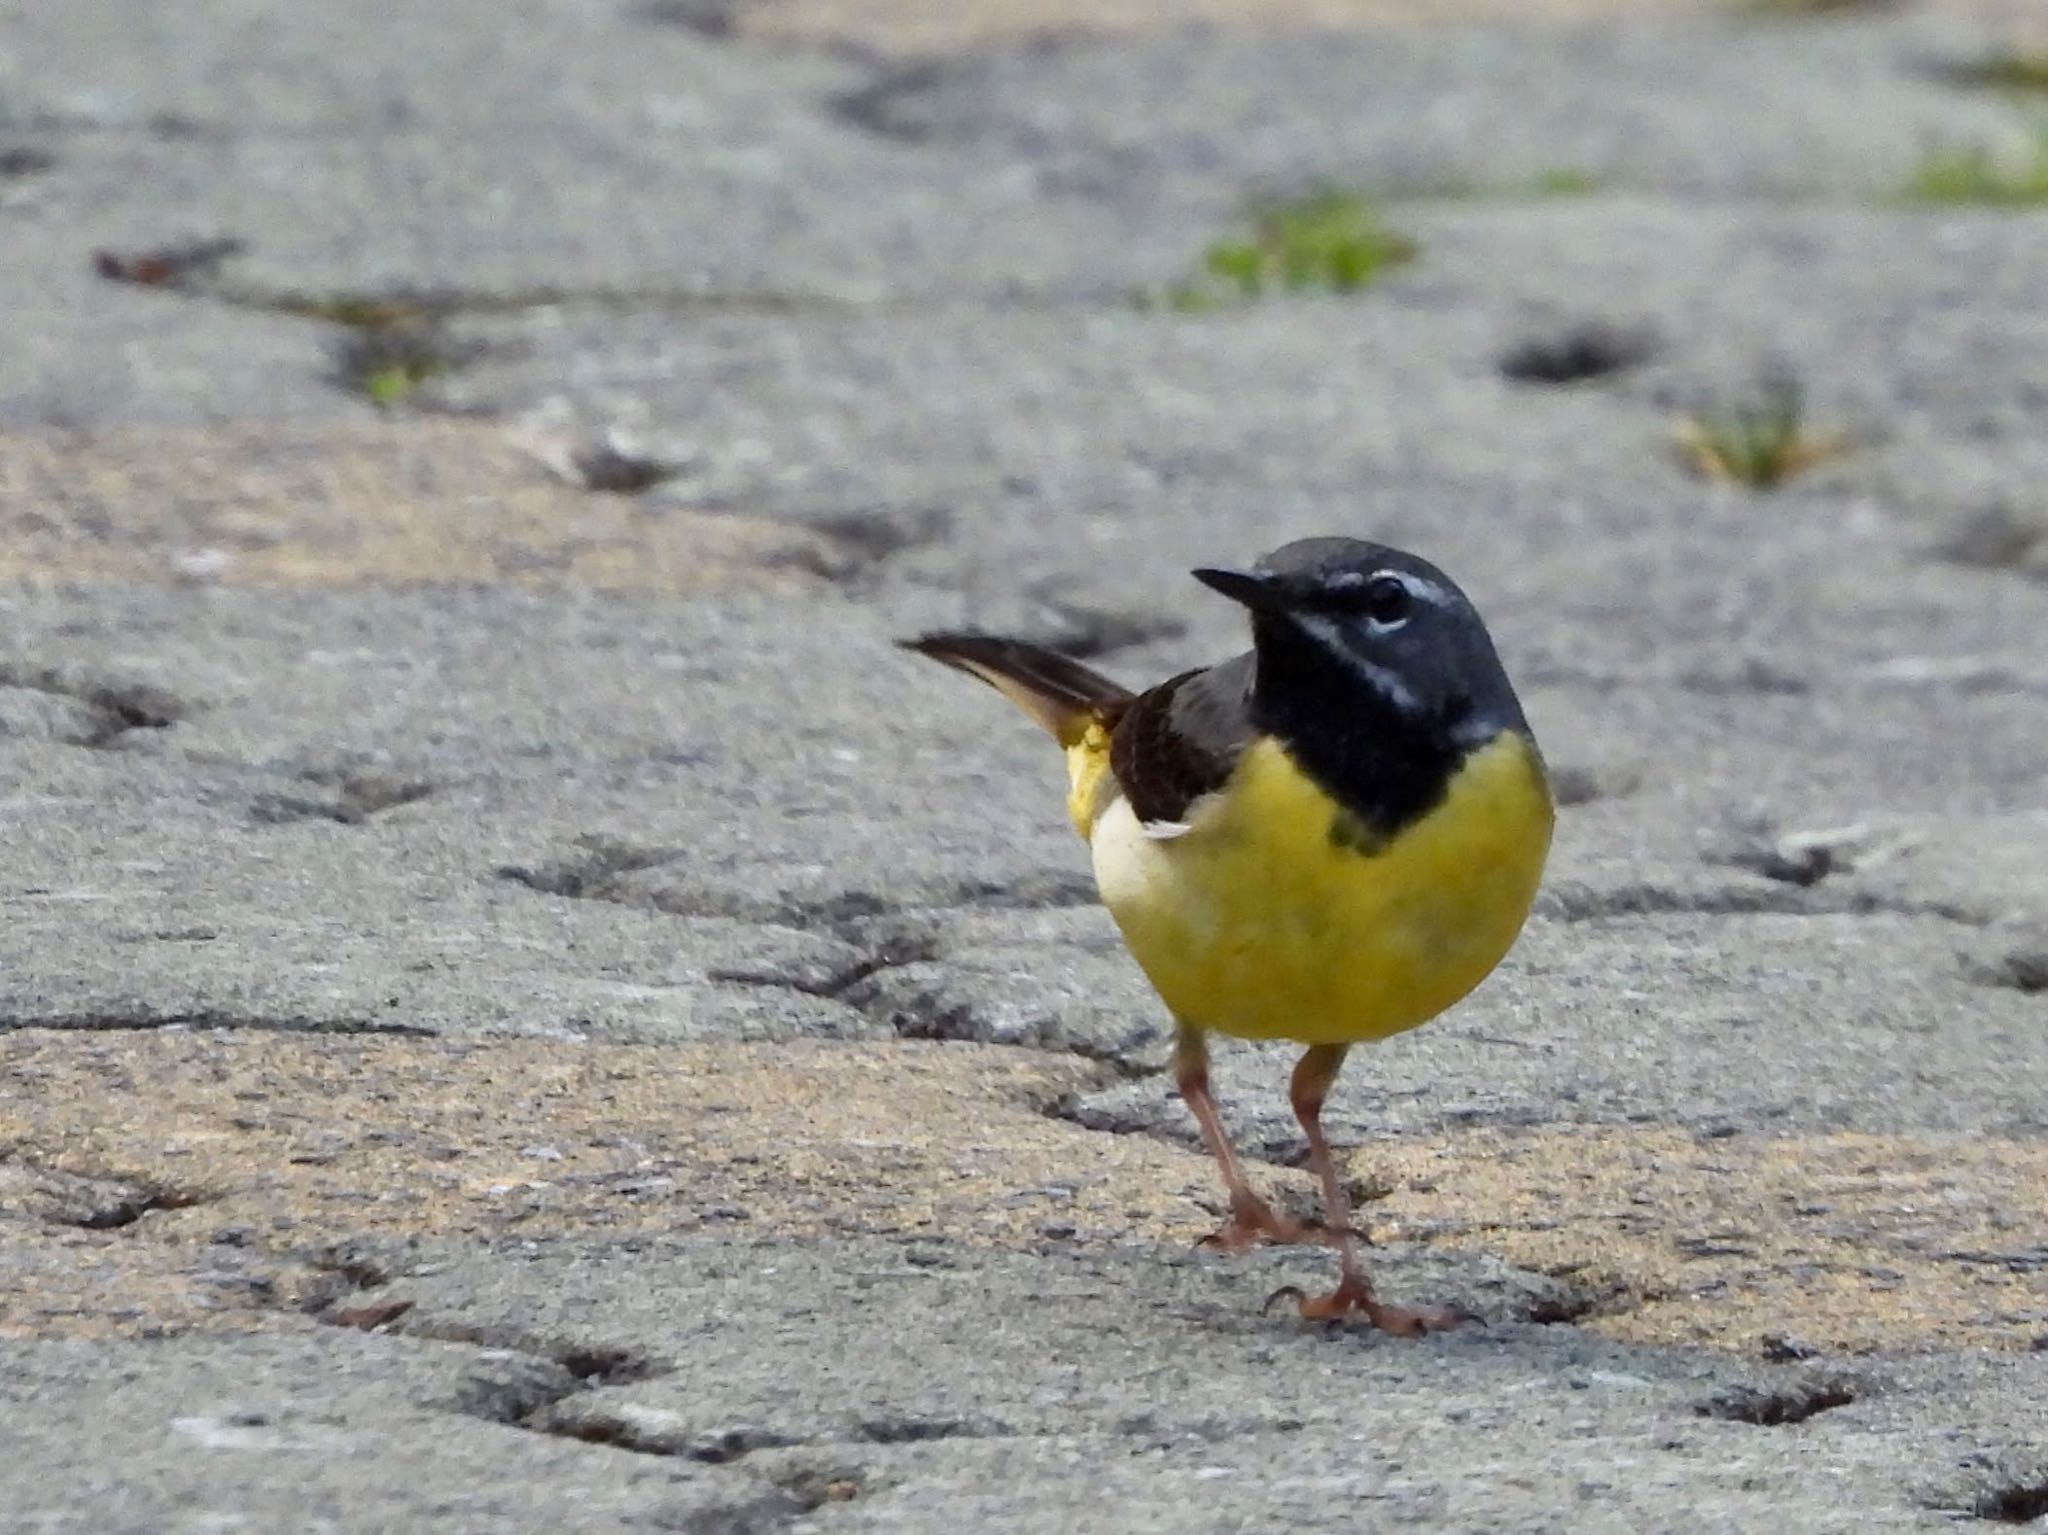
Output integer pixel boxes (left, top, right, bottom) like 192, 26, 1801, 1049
1269, 700, 1467, 849
1248, 624, 1474, 848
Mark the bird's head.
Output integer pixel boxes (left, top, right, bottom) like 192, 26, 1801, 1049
1192, 537, 1527, 751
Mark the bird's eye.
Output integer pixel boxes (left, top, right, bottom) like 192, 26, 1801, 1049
1363, 575, 1411, 625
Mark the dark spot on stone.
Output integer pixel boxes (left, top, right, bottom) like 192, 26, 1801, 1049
829, 61, 949, 142
92, 236, 246, 288
410, 1318, 668, 1389
805, 505, 952, 578
1548, 761, 1641, 807
568, 440, 688, 494
1970, 1480, 2048, 1525
556, 1343, 663, 1384
1962, 942, 2048, 995
634, 0, 750, 36
955, 868, 1099, 910
496, 838, 676, 899
1735, 843, 1834, 886
1759, 1334, 1821, 1362
1522, 1288, 1601, 1325
146, 112, 236, 141
0, 664, 182, 748
0, 146, 55, 178
253, 770, 433, 826
1678, 658, 1810, 696
1500, 320, 1659, 385
1695, 1380, 1855, 1426
1676, 1234, 1755, 1258
853, 1413, 987, 1444
309, 1241, 396, 1289
38, 1171, 202, 1230
1933, 501, 2048, 577
685, 1426, 799, 1464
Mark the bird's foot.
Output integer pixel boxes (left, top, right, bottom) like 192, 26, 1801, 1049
1199, 1196, 1356, 1253
1264, 1276, 1471, 1336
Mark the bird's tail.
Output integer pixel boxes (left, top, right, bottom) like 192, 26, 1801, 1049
899, 633, 1133, 747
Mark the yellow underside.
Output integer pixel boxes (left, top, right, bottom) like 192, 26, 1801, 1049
1071, 732, 1553, 1046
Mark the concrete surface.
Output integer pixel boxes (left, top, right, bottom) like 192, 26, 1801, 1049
1, 0, 2046, 1530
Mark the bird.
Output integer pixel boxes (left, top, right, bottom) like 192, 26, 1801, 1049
900, 537, 1553, 1333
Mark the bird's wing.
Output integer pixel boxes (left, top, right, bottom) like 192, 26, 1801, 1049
1109, 652, 1257, 830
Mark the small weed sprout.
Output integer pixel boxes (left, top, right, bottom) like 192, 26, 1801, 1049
1148, 191, 1416, 310
1676, 378, 1845, 489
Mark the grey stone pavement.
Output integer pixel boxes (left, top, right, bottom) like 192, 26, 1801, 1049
4, 1, 2048, 1530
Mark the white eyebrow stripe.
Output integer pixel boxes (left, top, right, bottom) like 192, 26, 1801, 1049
1373, 570, 1453, 608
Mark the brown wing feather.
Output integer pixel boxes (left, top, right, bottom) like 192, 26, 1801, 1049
900, 633, 1133, 745
1109, 652, 1256, 826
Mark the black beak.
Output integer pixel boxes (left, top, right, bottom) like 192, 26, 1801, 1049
1191, 566, 1289, 613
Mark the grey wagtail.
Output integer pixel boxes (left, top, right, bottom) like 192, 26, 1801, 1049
903, 537, 1552, 1333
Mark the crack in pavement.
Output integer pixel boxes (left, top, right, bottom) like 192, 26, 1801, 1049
528, 1396, 1019, 1462
498, 842, 1147, 1060
1695, 1377, 1861, 1427
248, 770, 436, 827
0, 664, 182, 749
709, 931, 941, 1003
0, 1009, 433, 1037
1962, 939, 2048, 996
1537, 878, 1993, 927
403, 1317, 668, 1396
1965, 1477, 2048, 1526
0, 1157, 206, 1230
497, 839, 1098, 926
397, 1321, 842, 1531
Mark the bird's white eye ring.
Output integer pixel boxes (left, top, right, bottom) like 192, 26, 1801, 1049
1362, 574, 1411, 625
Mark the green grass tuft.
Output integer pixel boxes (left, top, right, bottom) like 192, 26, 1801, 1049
1532, 167, 1602, 197
1902, 122, 2048, 205
364, 363, 426, 407
1151, 191, 1417, 310
1675, 378, 1845, 490
330, 326, 482, 407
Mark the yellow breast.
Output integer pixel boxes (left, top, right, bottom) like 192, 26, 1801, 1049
1078, 734, 1553, 1046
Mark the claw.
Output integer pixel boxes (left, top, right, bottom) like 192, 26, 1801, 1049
1274, 1274, 1470, 1335
1261, 1284, 1307, 1316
